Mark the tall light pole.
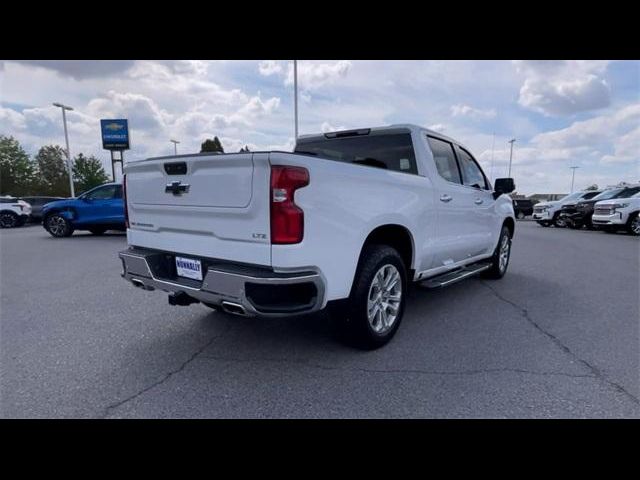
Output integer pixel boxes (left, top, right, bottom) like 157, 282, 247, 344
293, 59, 299, 144
489, 132, 496, 180
170, 139, 180, 156
507, 138, 516, 178
52, 102, 75, 197
570, 166, 580, 192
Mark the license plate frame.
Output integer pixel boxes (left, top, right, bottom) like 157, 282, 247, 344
175, 256, 203, 281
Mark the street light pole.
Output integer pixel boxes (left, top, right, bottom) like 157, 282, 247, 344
570, 166, 580, 192
170, 139, 180, 156
293, 59, 299, 143
507, 138, 516, 178
52, 102, 75, 197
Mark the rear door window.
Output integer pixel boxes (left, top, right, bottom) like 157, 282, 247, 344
86, 185, 117, 200
426, 136, 462, 184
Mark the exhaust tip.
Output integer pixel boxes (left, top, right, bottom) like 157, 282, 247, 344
131, 278, 154, 291
221, 301, 247, 316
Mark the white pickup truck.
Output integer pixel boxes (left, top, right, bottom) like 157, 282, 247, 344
119, 125, 516, 348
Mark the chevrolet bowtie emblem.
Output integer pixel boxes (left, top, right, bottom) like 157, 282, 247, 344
165, 181, 190, 195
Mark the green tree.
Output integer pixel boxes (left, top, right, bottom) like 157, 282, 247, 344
239, 145, 251, 152
73, 153, 109, 194
200, 137, 225, 153
35, 145, 71, 196
0, 135, 37, 196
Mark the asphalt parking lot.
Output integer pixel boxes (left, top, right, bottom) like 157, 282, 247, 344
1, 221, 638, 418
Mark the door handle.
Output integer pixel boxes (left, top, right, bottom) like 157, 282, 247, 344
440, 194, 453, 203
475, 198, 483, 205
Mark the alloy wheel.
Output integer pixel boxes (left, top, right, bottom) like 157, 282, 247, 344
367, 264, 402, 335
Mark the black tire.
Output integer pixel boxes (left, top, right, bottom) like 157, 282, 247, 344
516, 211, 525, 220
553, 213, 566, 228
627, 212, 640, 236
0, 211, 18, 228
482, 225, 512, 279
567, 221, 582, 230
332, 244, 407, 350
44, 214, 74, 237
89, 227, 107, 235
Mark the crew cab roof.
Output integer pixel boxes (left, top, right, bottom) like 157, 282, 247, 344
296, 124, 470, 151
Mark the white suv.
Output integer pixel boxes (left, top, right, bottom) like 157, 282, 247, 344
0, 196, 32, 228
592, 190, 640, 235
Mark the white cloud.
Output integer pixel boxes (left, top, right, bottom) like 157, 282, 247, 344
514, 60, 611, 116
258, 60, 283, 76
285, 61, 352, 90
320, 121, 346, 133
426, 123, 446, 132
450, 104, 497, 119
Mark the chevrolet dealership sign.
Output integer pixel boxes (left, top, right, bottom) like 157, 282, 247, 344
100, 119, 130, 150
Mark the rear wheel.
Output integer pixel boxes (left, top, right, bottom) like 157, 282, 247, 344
45, 214, 74, 237
0, 212, 18, 228
483, 226, 512, 279
333, 244, 406, 350
627, 213, 640, 236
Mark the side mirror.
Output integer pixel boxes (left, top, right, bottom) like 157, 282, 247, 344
493, 178, 515, 199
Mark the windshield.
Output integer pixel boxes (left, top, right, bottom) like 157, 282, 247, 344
615, 186, 640, 199
559, 192, 585, 202
592, 188, 624, 201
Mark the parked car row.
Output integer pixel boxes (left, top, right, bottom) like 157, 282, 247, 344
1, 185, 126, 237
532, 185, 640, 236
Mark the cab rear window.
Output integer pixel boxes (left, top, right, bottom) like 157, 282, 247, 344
294, 133, 418, 175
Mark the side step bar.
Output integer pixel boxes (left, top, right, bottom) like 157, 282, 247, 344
420, 262, 492, 289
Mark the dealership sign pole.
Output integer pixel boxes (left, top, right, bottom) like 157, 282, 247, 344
100, 119, 130, 181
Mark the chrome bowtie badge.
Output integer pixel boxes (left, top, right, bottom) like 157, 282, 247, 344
165, 181, 190, 195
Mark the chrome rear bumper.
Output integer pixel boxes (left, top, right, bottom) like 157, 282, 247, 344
119, 247, 325, 317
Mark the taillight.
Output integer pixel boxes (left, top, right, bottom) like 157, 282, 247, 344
270, 166, 309, 244
123, 173, 129, 228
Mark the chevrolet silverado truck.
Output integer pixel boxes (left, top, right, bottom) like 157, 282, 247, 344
119, 125, 516, 348
592, 188, 640, 235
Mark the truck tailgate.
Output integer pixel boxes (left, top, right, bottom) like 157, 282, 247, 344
125, 153, 271, 266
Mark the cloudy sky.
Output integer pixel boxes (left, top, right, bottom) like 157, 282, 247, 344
1, 60, 638, 194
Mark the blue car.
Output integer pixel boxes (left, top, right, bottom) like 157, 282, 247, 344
42, 183, 125, 237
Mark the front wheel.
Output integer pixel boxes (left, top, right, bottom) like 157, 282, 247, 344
553, 214, 567, 228
0, 212, 18, 228
45, 214, 74, 237
483, 226, 512, 279
334, 245, 407, 350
